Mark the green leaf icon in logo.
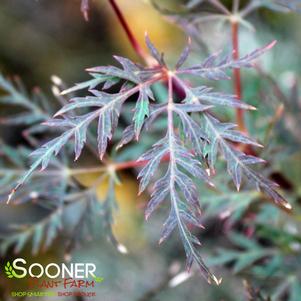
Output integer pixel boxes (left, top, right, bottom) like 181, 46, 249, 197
4, 261, 18, 279
93, 275, 104, 283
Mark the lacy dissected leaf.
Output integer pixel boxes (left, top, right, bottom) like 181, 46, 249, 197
138, 130, 218, 283
0, 74, 50, 126
0, 145, 120, 255
0, 208, 62, 255
65, 190, 103, 252
178, 41, 276, 80
136, 70, 219, 282
64, 176, 123, 254
8, 39, 166, 202
116, 103, 166, 150
8, 89, 140, 200
173, 104, 211, 155
99, 177, 122, 250
201, 113, 291, 210
179, 82, 256, 110
0, 187, 114, 255
0, 141, 70, 205
87, 54, 160, 84
208, 233, 270, 274
172, 70, 290, 211
137, 137, 169, 194
61, 73, 114, 95
0, 73, 72, 147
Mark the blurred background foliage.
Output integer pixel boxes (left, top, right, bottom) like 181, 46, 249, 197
0, 0, 301, 300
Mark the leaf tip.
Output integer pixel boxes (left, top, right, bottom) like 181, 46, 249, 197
215, 276, 223, 286
145, 212, 150, 221
268, 40, 277, 50
248, 105, 257, 111
137, 187, 143, 196
208, 181, 215, 188
208, 275, 222, 286
85, 67, 95, 73
60, 89, 68, 96
187, 36, 192, 46
7, 189, 16, 204
283, 202, 292, 211
199, 224, 205, 230
83, 12, 89, 22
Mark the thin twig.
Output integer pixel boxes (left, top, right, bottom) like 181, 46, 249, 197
231, 20, 247, 133
108, 0, 148, 61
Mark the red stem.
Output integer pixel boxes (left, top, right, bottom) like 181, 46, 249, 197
108, 0, 147, 60
231, 21, 247, 133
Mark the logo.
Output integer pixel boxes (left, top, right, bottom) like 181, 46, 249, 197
3, 258, 104, 298
4, 258, 99, 279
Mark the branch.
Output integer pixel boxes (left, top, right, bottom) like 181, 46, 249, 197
108, 0, 149, 62
231, 20, 246, 133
